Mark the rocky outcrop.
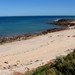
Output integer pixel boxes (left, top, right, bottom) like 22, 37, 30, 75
50, 19, 75, 27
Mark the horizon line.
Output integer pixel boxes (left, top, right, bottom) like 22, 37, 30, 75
0, 15, 75, 17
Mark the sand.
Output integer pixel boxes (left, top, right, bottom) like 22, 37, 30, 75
0, 28, 75, 75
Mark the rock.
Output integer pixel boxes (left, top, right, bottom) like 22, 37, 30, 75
50, 19, 75, 27
4, 61, 8, 64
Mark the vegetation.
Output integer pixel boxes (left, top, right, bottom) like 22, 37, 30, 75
25, 50, 75, 75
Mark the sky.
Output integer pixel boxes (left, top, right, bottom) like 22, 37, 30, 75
0, 0, 75, 16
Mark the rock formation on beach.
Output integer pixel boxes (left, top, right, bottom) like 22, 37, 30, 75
50, 19, 75, 27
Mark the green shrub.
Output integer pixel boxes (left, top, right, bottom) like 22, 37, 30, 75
25, 50, 75, 75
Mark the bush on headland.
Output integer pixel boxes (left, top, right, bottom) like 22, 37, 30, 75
25, 49, 75, 75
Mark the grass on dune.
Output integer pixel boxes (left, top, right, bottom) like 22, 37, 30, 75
25, 50, 75, 75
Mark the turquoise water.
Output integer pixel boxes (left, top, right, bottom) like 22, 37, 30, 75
0, 16, 75, 37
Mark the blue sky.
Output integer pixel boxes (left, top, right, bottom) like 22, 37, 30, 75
0, 0, 75, 16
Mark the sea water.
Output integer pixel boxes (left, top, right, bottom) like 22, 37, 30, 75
0, 16, 75, 37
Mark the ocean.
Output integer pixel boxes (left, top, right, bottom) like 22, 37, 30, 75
0, 16, 75, 37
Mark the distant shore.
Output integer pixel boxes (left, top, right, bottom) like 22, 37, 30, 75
50, 19, 75, 27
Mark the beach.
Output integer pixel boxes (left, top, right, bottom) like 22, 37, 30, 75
0, 0, 75, 74
0, 27, 75, 75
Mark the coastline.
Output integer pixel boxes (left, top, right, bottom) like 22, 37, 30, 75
0, 28, 66, 44
0, 26, 75, 75
0, 18, 74, 45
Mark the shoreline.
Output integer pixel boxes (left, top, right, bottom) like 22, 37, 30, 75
0, 28, 66, 44
0, 19, 75, 44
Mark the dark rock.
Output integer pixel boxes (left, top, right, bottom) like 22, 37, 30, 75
4, 61, 8, 64
50, 19, 75, 27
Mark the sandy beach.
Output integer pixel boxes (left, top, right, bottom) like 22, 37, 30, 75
0, 27, 75, 75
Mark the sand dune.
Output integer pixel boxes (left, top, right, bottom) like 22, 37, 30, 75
0, 28, 75, 75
